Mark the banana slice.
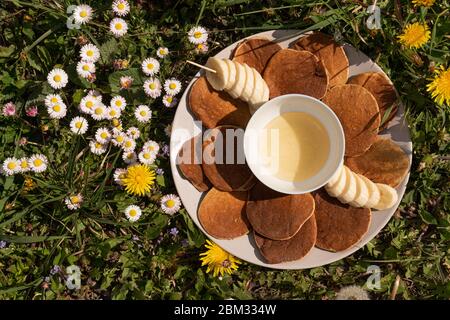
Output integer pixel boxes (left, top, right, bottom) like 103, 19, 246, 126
325, 164, 347, 197
349, 173, 369, 207
337, 166, 357, 203
248, 69, 265, 114
373, 183, 398, 210
241, 64, 255, 102
229, 62, 247, 99
358, 174, 380, 209
224, 59, 236, 91
205, 57, 228, 91
327, 164, 343, 188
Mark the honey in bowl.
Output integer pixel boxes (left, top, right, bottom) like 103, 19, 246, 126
260, 112, 330, 182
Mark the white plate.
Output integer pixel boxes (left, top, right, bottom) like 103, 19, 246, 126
170, 30, 412, 269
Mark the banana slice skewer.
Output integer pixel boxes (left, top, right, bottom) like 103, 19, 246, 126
326, 165, 398, 210
204, 57, 269, 114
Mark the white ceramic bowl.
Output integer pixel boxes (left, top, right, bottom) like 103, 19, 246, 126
243, 94, 345, 194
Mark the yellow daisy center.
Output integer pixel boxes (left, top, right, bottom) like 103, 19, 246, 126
112, 118, 120, 126
95, 142, 102, 148
147, 63, 154, 70
149, 146, 155, 151
95, 108, 103, 115
110, 110, 117, 117
115, 23, 123, 30
82, 65, 90, 71
166, 199, 175, 208
33, 159, 43, 167
117, 136, 124, 143
51, 97, 58, 103
194, 31, 202, 39
53, 75, 61, 82
149, 83, 156, 90
143, 153, 151, 159
125, 141, 132, 148
75, 121, 83, 129
140, 111, 147, 116
86, 50, 94, 57
71, 196, 80, 204
100, 132, 108, 139
20, 161, 28, 168
197, 43, 204, 50
117, 3, 125, 10
169, 83, 176, 90
7, 162, 16, 170
53, 105, 61, 112
115, 100, 122, 107
86, 101, 94, 108
166, 96, 173, 103
80, 10, 87, 18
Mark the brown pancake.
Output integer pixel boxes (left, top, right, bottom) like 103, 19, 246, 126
322, 84, 380, 157
232, 37, 282, 74
345, 137, 410, 188
202, 126, 255, 192
348, 72, 398, 130
254, 215, 317, 264
292, 32, 349, 87
314, 190, 371, 252
246, 182, 315, 240
176, 135, 211, 192
188, 76, 251, 129
198, 188, 250, 239
263, 49, 329, 99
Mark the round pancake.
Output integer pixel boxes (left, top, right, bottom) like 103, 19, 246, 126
188, 76, 251, 129
314, 189, 371, 252
176, 135, 211, 192
254, 215, 317, 264
232, 37, 282, 74
345, 137, 410, 188
198, 188, 250, 239
292, 32, 349, 87
202, 126, 255, 192
246, 182, 315, 240
348, 72, 398, 130
263, 49, 329, 99
322, 84, 380, 157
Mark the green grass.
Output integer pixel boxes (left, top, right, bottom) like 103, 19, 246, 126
0, 0, 449, 300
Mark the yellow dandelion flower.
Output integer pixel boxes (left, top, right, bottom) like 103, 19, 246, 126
121, 164, 155, 196
398, 22, 430, 49
199, 240, 240, 277
412, 0, 435, 7
427, 66, 450, 106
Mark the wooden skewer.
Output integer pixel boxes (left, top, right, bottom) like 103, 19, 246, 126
186, 60, 217, 73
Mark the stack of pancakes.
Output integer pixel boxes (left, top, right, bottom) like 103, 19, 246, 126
177, 32, 410, 264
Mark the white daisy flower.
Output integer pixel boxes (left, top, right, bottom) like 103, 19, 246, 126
73, 4, 92, 25
44, 94, 62, 107
141, 58, 160, 76
195, 42, 209, 54
124, 205, 142, 222
110, 96, 126, 111
80, 44, 100, 63
160, 194, 182, 215
79, 94, 99, 114
95, 127, 111, 144
156, 47, 169, 58
70, 116, 89, 135
91, 103, 106, 121
65, 194, 83, 210
120, 76, 133, 89
112, 0, 130, 17
138, 150, 156, 165
89, 140, 108, 155
121, 137, 136, 152
76, 60, 95, 78
47, 102, 67, 119
110, 18, 128, 37
111, 132, 127, 147
188, 26, 208, 44
134, 105, 152, 123
18, 157, 30, 173
2, 157, 20, 176
113, 168, 127, 185
122, 151, 137, 164
162, 94, 177, 108
164, 124, 172, 137
105, 106, 122, 120
47, 68, 68, 89
29, 154, 48, 173
126, 127, 140, 140
143, 140, 160, 154
143, 78, 162, 98
163, 78, 182, 96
